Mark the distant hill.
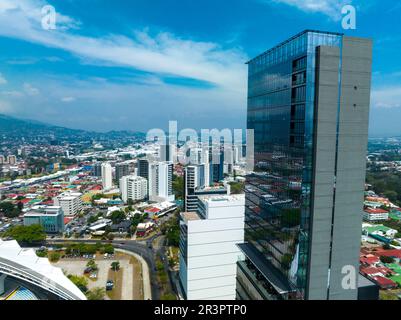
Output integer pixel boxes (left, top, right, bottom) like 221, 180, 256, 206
0, 114, 145, 141
0, 114, 85, 136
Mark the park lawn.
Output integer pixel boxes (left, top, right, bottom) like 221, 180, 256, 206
106, 268, 123, 300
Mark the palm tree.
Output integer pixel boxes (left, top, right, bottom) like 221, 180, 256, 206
111, 261, 120, 271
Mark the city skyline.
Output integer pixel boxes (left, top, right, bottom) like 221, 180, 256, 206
0, 0, 400, 136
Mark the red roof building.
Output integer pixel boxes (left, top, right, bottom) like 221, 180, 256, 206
360, 254, 380, 266
375, 249, 401, 259
371, 276, 398, 289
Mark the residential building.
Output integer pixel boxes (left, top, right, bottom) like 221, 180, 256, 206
53, 192, 83, 216
7, 155, 16, 165
178, 194, 245, 300
238, 30, 373, 300
138, 159, 174, 202
157, 161, 175, 202
23, 206, 64, 234
101, 162, 113, 190
363, 208, 389, 222
120, 175, 148, 203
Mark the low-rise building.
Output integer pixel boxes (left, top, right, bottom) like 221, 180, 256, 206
23, 206, 64, 234
136, 222, 155, 237
363, 208, 389, 222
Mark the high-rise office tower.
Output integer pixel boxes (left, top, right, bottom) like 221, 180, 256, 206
115, 162, 130, 184
92, 163, 102, 177
237, 30, 372, 300
138, 159, 150, 180
101, 162, 113, 191
184, 165, 205, 212
159, 143, 176, 163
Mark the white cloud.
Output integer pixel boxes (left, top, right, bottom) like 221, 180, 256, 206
23, 83, 40, 96
61, 96, 75, 102
1, 90, 23, 97
271, 0, 352, 20
372, 87, 401, 109
0, 73, 7, 85
0, 0, 247, 92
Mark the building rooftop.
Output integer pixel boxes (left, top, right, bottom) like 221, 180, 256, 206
198, 194, 245, 205
365, 208, 388, 214
181, 212, 201, 222
246, 29, 343, 64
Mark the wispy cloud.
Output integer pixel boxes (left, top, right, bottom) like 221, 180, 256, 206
0, 73, 7, 85
372, 86, 401, 109
61, 96, 75, 103
270, 0, 352, 20
23, 83, 40, 96
0, 0, 247, 92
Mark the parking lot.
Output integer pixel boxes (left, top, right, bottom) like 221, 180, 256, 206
52, 253, 142, 300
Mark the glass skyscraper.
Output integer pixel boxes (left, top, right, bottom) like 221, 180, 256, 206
237, 30, 372, 300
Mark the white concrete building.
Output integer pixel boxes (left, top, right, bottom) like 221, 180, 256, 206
53, 192, 82, 217
363, 208, 389, 222
101, 162, 113, 190
120, 175, 148, 203
157, 162, 175, 202
178, 194, 245, 300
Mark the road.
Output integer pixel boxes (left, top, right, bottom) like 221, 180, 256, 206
46, 239, 160, 300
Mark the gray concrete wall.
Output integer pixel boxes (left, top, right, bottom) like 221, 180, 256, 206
328, 36, 372, 300
307, 45, 340, 300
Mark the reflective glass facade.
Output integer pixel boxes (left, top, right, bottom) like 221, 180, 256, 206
244, 30, 343, 299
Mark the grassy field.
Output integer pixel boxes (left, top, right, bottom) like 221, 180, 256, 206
106, 268, 123, 300
130, 257, 144, 300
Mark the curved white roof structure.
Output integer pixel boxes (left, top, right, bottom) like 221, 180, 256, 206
0, 240, 86, 300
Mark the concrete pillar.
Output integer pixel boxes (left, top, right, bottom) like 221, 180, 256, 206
0, 273, 7, 295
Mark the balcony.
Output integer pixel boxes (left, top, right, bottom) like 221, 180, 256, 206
237, 260, 280, 300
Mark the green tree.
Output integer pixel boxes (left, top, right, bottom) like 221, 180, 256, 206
87, 259, 98, 271
0, 201, 20, 218
172, 174, 184, 200
229, 181, 245, 195
380, 255, 395, 264
4, 225, 46, 244
68, 275, 88, 293
48, 251, 61, 262
86, 287, 106, 300
110, 210, 126, 224
161, 293, 176, 300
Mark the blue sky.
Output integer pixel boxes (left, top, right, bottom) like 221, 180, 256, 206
0, 0, 400, 135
